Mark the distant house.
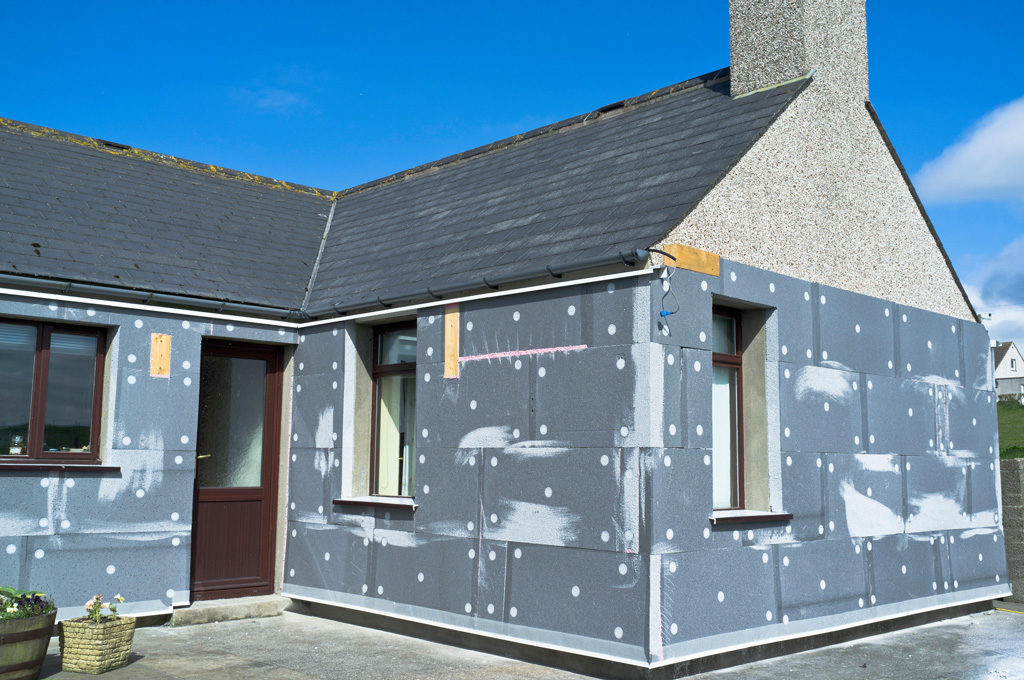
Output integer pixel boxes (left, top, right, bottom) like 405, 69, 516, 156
0, 0, 1009, 675
993, 341, 1024, 399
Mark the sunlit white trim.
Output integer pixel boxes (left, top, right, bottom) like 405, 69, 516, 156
0, 286, 300, 329
0, 267, 654, 332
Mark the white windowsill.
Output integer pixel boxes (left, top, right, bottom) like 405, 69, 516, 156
333, 496, 418, 510
708, 509, 793, 525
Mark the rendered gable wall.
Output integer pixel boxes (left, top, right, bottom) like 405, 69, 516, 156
656, 78, 974, 322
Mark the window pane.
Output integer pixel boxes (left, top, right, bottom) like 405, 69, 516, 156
42, 333, 97, 453
196, 356, 266, 488
379, 329, 416, 365
376, 373, 416, 496
712, 365, 738, 509
0, 323, 36, 455
712, 315, 736, 354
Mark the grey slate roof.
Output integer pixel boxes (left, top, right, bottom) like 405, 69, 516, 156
0, 69, 806, 315
994, 342, 1013, 369
0, 122, 332, 309
307, 71, 804, 313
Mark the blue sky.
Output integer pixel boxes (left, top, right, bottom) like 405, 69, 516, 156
2, 1, 1022, 338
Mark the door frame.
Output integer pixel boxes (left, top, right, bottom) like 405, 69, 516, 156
189, 339, 284, 600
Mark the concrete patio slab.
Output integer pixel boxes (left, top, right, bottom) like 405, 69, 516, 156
36, 608, 1024, 679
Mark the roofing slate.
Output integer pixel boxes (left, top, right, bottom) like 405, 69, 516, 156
994, 342, 1013, 369
0, 123, 332, 309
0, 69, 806, 314
307, 72, 803, 312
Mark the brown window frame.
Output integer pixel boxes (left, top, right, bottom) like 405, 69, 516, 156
0, 319, 106, 464
369, 321, 417, 497
711, 306, 744, 510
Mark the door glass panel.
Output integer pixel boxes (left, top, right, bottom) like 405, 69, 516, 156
43, 333, 98, 453
196, 355, 266, 488
375, 373, 416, 496
0, 323, 36, 455
712, 365, 738, 509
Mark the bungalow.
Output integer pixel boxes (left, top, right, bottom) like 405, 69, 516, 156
0, 0, 1009, 675
992, 341, 1024, 400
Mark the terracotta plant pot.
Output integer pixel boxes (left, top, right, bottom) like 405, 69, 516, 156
0, 610, 57, 680
58, 616, 135, 675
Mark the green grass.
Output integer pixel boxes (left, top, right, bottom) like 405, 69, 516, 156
997, 401, 1024, 459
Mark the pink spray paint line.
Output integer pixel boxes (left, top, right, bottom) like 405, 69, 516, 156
460, 344, 588, 363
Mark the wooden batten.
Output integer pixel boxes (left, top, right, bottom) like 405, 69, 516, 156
661, 243, 720, 277
150, 333, 171, 377
444, 303, 460, 379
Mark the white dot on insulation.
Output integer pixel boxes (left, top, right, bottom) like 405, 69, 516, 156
136, 489, 145, 498
620, 426, 629, 437
601, 531, 610, 542
510, 607, 518, 618
701, 280, 708, 291
614, 626, 624, 639
106, 565, 116, 575
466, 321, 473, 331
567, 305, 576, 316
538, 367, 546, 377
127, 353, 137, 363
183, 377, 192, 387
133, 319, 143, 328
539, 425, 547, 435
616, 357, 626, 370
717, 591, 725, 603
607, 324, 617, 335
693, 360, 701, 372
122, 436, 132, 446
35, 549, 44, 559
465, 603, 472, 613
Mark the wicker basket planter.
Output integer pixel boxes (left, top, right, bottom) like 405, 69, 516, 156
58, 616, 135, 674
0, 611, 56, 680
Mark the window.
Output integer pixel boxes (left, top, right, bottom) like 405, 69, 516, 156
1012, 358, 1018, 371
711, 309, 742, 510
371, 323, 417, 496
0, 320, 105, 462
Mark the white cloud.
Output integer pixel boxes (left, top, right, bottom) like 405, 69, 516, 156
964, 235, 1024, 344
232, 85, 312, 115
916, 95, 1024, 203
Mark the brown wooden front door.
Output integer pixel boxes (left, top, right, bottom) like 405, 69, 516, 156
190, 340, 282, 600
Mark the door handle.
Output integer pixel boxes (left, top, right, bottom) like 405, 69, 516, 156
196, 454, 212, 460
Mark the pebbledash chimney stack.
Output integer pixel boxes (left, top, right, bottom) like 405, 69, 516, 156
729, 0, 869, 100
